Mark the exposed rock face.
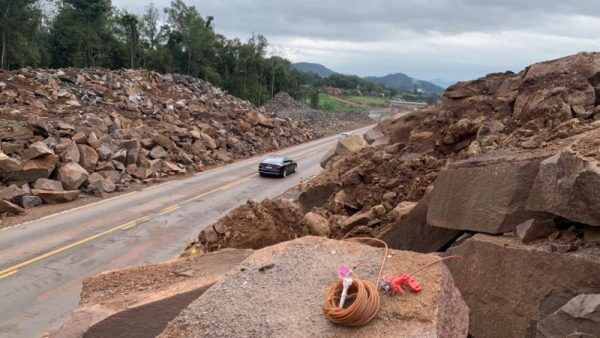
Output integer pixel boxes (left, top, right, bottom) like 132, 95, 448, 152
536, 294, 600, 337
161, 237, 469, 337
428, 152, 549, 234
446, 234, 600, 338
50, 249, 254, 338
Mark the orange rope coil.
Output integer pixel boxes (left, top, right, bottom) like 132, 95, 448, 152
322, 237, 470, 327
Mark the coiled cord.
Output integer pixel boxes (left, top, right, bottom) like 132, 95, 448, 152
322, 237, 469, 327
322, 238, 388, 326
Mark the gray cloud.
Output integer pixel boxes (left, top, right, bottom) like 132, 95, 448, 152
113, 0, 600, 82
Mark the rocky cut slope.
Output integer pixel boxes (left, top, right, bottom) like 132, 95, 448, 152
193, 52, 600, 337
0, 68, 317, 217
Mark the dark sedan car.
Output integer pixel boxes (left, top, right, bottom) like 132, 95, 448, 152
258, 155, 297, 178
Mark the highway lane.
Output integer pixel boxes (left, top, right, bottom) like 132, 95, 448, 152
0, 126, 372, 337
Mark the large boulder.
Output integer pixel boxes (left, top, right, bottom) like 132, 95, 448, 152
536, 294, 600, 337
61, 141, 80, 163
57, 162, 89, 190
23, 141, 53, 160
86, 173, 116, 196
34, 178, 64, 191
0, 153, 21, 176
428, 151, 549, 234
320, 135, 368, 169
4, 155, 59, 183
375, 193, 460, 253
0, 199, 25, 215
161, 237, 469, 337
78, 144, 99, 171
32, 189, 80, 204
50, 249, 254, 338
446, 234, 600, 338
527, 148, 600, 226
337, 134, 368, 155
363, 126, 384, 144
0, 184, 28, 203
302, 212, 330, 237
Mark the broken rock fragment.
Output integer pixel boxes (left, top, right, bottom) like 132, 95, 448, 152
527, 147, 600, 226
57, 162, 89, 190
23, 141, 53, 160
32, 189, 80, 204
515, 218, 557, 243
0, 199, 25, 215
536, 294, 600, 337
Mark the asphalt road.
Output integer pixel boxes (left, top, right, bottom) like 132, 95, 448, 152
0, 126, 372, 337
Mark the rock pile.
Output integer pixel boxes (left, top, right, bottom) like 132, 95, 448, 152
263, 92, 373, 134
192, 52, 600, 336
0, 68, 317, 217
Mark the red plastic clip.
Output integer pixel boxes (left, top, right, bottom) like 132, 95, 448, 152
381, 274, 422, 296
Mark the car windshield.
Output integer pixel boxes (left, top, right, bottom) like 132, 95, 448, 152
262, 157, 284, 164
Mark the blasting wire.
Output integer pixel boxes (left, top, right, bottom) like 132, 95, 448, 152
322, 237, 388, 327
322, 238, 470, 327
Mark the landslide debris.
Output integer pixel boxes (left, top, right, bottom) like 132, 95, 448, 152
0, 68, 318, 219
195, 198, 304, 251
263, 92, 373, 134
189, 52, 600, 336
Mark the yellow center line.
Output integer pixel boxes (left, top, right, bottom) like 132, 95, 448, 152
122, 221, 139, 230
0, 135, 344, 280
0, 270, 18, 280
0, 219, 145, 277
158, 205, 181, 215
136, 215, 152, 223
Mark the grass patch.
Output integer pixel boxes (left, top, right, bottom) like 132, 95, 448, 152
346, 96, 390, 106
303, 94, 358, 112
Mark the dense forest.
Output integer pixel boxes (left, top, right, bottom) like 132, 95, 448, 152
0, 0, 396, 106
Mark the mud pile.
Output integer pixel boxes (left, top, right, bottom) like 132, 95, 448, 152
263, 92, 373, 134
0, 68, 318, 217
195, 198, 305, 251
192, 52, 600, 336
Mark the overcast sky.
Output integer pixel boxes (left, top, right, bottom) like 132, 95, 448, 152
113, 0, 600, 83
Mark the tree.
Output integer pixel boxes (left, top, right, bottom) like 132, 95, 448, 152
117, 11, 139, 69
48, 0, 113, 68
0, 0, 44, 69
310, 90, 319, 109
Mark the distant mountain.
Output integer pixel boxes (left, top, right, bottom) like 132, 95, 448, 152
365, 73, 444, 94
429, 78, 455, 89
292, 62, 337, 78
